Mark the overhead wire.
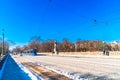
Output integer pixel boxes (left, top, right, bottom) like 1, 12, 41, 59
36, 0, 120, 41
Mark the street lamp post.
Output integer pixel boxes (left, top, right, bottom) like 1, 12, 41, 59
2, 29, 4, 56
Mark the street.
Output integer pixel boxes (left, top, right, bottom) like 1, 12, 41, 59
14, 55, 120, 80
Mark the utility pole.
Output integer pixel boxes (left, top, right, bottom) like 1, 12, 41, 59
2, 29, 4, 56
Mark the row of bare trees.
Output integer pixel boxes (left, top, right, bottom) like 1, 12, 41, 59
12, 36, 120, 53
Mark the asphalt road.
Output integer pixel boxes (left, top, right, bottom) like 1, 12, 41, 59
13, 55, 120, 80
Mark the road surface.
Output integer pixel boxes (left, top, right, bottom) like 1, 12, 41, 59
13, 55, 120, 80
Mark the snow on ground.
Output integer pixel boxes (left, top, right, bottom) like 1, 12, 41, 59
12, 55, 43, 80
0, 54, 42, 80
15, 55, 120, 80
35, 62, 86, 80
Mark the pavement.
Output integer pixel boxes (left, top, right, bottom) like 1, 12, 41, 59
0, 54, 41, 80
13, 54, 120, 80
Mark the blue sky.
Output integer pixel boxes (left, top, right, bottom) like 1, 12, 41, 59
0, 0, 120, 44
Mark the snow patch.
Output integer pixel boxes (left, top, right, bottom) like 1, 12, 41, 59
11, 55, 43, 80
16, 56, 87, 80
35, 62, 86, 80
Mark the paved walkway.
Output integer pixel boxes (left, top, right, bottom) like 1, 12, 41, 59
0, 54, 41, 80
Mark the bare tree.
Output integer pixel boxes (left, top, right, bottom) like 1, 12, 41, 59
59, 38, 74, 52
41, 40, 54, 52
28, 36, 41, 52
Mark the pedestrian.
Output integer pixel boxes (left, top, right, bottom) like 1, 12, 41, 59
103, 50, 106, 55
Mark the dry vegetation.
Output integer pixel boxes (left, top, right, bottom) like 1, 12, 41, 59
14, 55, 120, 80
15, 56, 73, 80
22, 62, 73, 80
12, 36, 120, 55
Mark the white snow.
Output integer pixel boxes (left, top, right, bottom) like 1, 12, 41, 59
20, 55, 120, 80
0, 54, 43, 80
21, 57, 84, 80
36, 62, 85, 80
11, 55, 43, 80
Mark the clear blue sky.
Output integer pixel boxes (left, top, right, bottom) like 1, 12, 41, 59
0, 0, 120, 44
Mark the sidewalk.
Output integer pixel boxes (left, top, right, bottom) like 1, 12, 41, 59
0, 54, 41, 80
